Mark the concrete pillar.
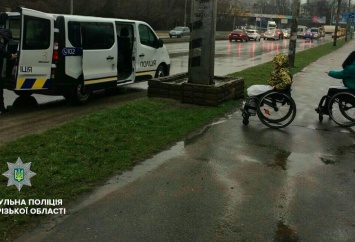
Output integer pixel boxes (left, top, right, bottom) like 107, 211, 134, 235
188, 0, 217, 85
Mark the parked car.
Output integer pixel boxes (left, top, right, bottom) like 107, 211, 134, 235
229, 29, 249, 42
275, 29, 284, 39
309, 27, 321, 39
282, 29, 290, 39
246, 29, 261, 41
263, 30, 280, 40
169, 26, 190, 38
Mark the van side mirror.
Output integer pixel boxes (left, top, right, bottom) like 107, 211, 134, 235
156, 39, 163, 48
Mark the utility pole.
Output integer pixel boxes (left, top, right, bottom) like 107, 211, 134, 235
184, 0, 187, 26
333, 0, 341, 46
259, 4, 263, 34
345, 0, 350, 41
346, 0, 353, 39
70, 0, 73, 15
288, 0, 300, 68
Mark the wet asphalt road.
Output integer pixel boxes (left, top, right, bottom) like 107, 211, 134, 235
17, 41, 355, 241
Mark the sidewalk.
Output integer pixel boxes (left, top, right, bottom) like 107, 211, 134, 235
17, 41, 355, 242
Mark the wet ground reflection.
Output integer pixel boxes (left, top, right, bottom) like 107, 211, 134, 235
274, 220, 299, 242
267, 150, 292, 170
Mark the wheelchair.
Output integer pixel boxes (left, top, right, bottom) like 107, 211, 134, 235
241, 90, 297, 129
316, 87, 355, 127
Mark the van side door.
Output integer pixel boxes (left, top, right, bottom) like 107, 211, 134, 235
115, 22, 136, 82
16, 8, 54, 91
135, 23, 161, 80
81, 21, 117, 85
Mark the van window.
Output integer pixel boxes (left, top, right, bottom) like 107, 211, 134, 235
81, 22, 114, 50
68, 21, 82, 47
9, 17, 20, 40
138, 24, 157, 48
22, 16, 50, 50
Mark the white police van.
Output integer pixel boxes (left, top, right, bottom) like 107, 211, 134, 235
0, 7, 170, 103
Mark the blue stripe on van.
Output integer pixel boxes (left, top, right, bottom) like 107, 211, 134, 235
42, 79, 51, 88
21, 79, 36, 88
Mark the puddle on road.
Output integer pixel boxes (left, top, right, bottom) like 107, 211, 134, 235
274, 220, 299, 242
335, 144, 355, 156
267, 150, 291, 171
320, 157, 339, 165
318, 144, 355, 165
72, 141, 186, 212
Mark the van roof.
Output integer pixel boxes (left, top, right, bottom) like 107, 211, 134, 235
52, 14, 142, 24
3, 7, 146, 25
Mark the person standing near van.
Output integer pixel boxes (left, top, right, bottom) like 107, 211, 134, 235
0, 28, 16, 113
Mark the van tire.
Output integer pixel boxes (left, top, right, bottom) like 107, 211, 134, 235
64, 82, 91, 104
74, 82, 91, 104
155, 65, 166, 78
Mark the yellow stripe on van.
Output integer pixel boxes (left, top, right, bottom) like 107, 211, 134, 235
16, 78, 26, 89
136, 71, 155, 76
16, 77, 51, 89
85, 77, 117, 85
31, 78, 48, 89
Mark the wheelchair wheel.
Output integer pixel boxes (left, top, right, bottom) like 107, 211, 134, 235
328, 91, 355, 127
257, 91, 296, 128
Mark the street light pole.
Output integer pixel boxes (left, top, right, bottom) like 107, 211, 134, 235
184, 0, 187, 26
288, 0, 300, 68
333, 0, 341, 46
260, 5, 262, 32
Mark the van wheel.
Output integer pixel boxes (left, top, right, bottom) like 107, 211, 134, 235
65, 82, 91, 104
74, 82, 91, 104
155, 65, 166, 78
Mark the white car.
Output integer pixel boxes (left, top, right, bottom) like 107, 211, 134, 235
246, 29, 261, 41
309, 28, 321, 39
263, 30, 280, 40
282, 29, 290, 39
169, 26, 190, 38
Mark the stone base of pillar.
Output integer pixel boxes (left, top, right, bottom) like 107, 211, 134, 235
148, 73, 244, 107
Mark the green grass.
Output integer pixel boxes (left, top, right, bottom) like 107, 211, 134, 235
0, 37, 349, 241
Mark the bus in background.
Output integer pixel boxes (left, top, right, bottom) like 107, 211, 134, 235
297, 25, 308, 38
267, 21, 277, 31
